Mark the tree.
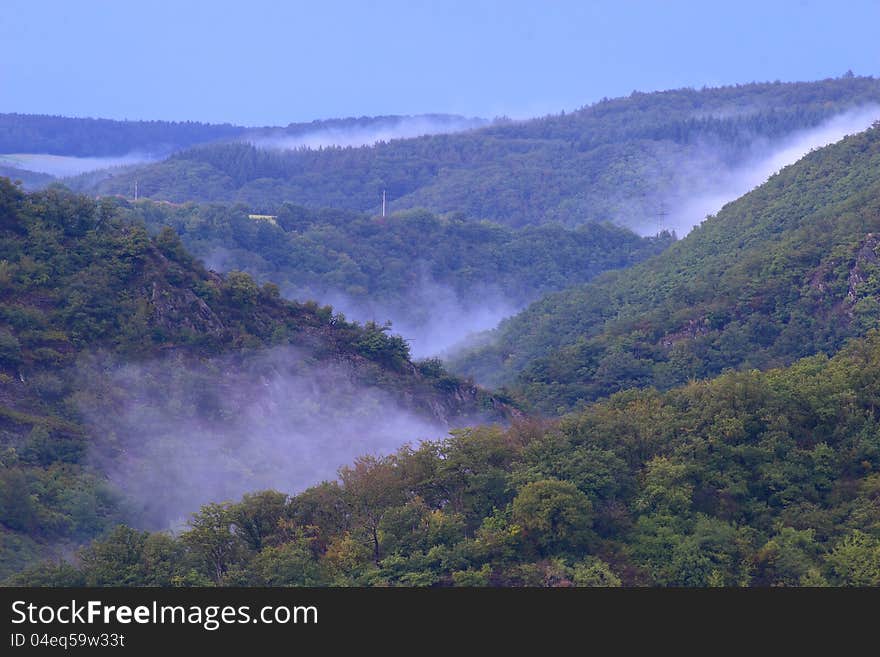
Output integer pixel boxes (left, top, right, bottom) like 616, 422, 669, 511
141, 533, 188, 586
78, 525, 147, 586
635, 456, 693, 515
339, 455, 405, 563
223, 271, 260, 307
825, 531, 880, 586
754, 527, 822, 586
511, 480, 594, 555
181, 503, 244, 584
571, 557, 622, 587
247, 531, 323, 586
230, 490, 288, 552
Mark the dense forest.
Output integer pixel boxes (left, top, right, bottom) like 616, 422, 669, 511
0, 112, 484, 171
0, 180, 507, 579
117, 200, 673, 353
71, 77, 880, 230
0, 165, 54, 191
455, 122, 880, 413
0, 114, 245, 158
12, 332, 880, 586
6, 78, 880, 588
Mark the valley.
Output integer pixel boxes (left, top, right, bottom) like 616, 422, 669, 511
3, 72, 880, 588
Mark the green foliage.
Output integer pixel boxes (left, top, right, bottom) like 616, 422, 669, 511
181, 503, 244, 584
77, 525, 149, 586
511, 480, 594, 555
223, 271, 260, 307
246, 535, 324, 586
74, 77, 880, 232
754, 527, 823, 586
30, 331, 880, 586
113, 201, 670, 338
457, 123, 880, 412
571, 557, 621, 587
825, 531, 880, 586
355, 321, 411, 368
230, 490, 288, 552
0, 113, 243, 157
0, 181, 507, 578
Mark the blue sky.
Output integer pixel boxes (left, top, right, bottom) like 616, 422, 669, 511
2, 0, 879, 126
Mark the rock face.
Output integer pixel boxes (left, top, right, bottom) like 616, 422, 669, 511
148, 279, 226, 335
660, 318, 711, 348
847, 233, 880, 304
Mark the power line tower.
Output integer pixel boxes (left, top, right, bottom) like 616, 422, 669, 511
656, 203, 668, 235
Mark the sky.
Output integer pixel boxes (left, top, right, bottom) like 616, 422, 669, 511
2, 0, 879, 126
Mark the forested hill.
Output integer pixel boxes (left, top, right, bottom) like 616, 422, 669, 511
16, 331, 880, 587
0, 114, 245, 158
0, 179, 508, 578
71, 76, 880, 230
0, 165, 53, 190
118, 200, 673, 356
0, 112, 486, 161
453, 122, 880, 413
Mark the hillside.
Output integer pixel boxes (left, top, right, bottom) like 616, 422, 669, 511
0, 113, 245, 158
70, 76, 880, 231
0, 165, 53, 191
14, 330, 880, 586
453, 122, 880, 413
118, 200, 673, 356
0, 179, 509, 578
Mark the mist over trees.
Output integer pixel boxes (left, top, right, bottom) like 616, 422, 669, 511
69, 77, 880, 232
0, 181, 507, 579
15, 331, 880, 586
455, 122, 880, 412
0, 113, 244, 158
5, 76, 880, 588
119, 200, 673, 357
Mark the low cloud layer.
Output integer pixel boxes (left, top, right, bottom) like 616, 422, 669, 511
248, 115, 488, 151
78, 347, 447, 529
0, 152, 157, 178
295, 280, 520, 360
655, 105, 880, 236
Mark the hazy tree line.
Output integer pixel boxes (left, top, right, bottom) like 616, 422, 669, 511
0, 113, 245, 157
12, 330, 880, 586
0, 181, 499, 578
71, 76, 880, 227
455, 123, 880, 413
118, 200, 673, 333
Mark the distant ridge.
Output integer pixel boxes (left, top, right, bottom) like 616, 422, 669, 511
63, 76, 880, 232
453, 122, 880, 413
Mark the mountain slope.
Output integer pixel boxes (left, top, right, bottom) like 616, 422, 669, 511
0, 113, 244, 158
71, 76, 880, 230
117, 200, 673, 356
453, 122, 880, 413
0, 180, 509, 577
16, 329, 880, 586
0, 165, 54, 190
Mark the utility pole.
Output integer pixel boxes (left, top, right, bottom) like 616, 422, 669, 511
134, 180, 139, 201
382, 189, 386, 217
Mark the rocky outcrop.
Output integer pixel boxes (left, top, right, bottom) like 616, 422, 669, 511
846, 233, 880, 304
660, 317, 710, 348
147, 279, 225, 336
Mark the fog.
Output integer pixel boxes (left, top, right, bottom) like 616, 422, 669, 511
653, 105, 880, 237
203, 107, 880, 364
77, 347, 448, 529
198, 243, 523, 360
248, 115, 488, 151
0, 152, 157, 177
292, 276, 521, 359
